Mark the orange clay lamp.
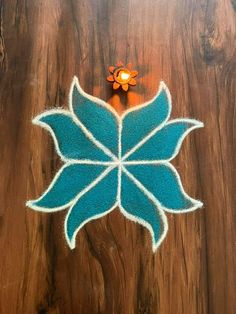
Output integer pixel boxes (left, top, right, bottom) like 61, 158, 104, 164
107, 62, 138, 91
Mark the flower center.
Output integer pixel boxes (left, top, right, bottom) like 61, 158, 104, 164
113, 67, 131, 84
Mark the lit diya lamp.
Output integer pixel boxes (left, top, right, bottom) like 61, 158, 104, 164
107, 62, 138, 91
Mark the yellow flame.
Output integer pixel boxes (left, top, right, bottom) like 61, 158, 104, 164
120, 72, 130, 81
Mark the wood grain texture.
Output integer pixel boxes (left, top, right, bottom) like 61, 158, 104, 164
0, 0, 236, 313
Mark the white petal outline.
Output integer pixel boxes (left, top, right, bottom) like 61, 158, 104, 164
120, 81, 171, 120
119, 166, 168, 252
33, 109, 119, 163
69, 76, 120, 161
121, 81, 172, 160
117, 114, 122, 204
70, 78, 171, 124
33, 110, 72, 163
27, 163, 116, 212
64, 166, 118, 249
123, 118, 204, 162
122, 161, 203, 214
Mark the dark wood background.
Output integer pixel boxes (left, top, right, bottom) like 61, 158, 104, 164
0, 0, 236, 313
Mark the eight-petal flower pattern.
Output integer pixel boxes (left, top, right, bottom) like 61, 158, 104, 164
27, 76, 203, 251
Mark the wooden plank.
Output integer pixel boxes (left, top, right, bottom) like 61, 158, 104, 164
0, 0, 235, 313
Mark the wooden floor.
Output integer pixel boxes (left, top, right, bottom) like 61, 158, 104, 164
0, 0, 236, 313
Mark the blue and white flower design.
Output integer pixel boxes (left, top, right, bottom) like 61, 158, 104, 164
27, 77, 203, 251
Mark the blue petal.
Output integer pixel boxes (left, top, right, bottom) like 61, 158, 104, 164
65, 167, 118, 248
71, 78, 119, 156
127, 119, 203, 161
27, 163, 107, 211
121, 82, 171, 156
120, 169, 167, 250
126, 163, 202, 212
34, 111, 111, 161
